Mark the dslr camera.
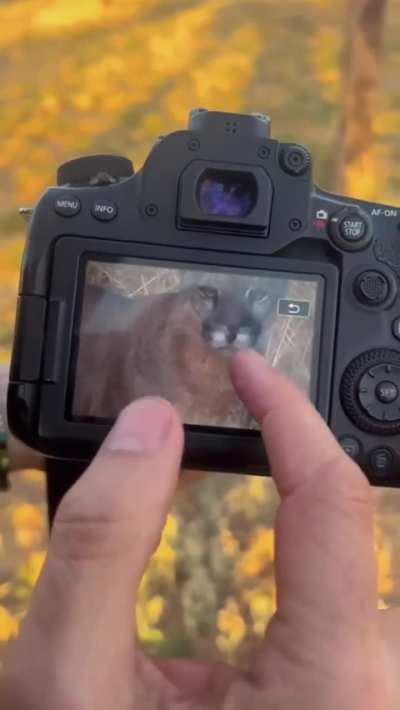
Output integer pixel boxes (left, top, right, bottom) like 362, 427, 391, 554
8, 109, 400, 487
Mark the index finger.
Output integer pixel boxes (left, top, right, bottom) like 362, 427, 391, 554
231, 349, 366, 498
231, 350, 377, 669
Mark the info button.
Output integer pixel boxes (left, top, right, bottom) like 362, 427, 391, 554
91, 200, 118, 222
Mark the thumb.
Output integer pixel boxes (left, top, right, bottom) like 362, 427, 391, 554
9, 398, 183, 702
51, 397, 183, 584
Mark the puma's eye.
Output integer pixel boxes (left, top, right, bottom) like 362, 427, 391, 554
246, 288, 269, 305
198, 286, 219, 309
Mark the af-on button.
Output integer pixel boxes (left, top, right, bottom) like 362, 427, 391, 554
54, 195, 81, 217
91, 200, 118, 222
354, 270, 391, 306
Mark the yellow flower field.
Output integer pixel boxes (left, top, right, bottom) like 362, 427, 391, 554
1, 0, 400, 668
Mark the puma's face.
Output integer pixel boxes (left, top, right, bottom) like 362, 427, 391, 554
201, 286, 275, 351
188, 285, 220, 319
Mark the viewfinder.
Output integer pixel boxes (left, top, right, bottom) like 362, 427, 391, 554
197, 169, 257, 218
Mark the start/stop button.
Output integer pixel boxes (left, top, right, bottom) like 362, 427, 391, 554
339, 216, 367, 242
328, 206, 373, 251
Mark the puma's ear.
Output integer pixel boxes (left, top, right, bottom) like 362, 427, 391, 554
245, 287, 270, 305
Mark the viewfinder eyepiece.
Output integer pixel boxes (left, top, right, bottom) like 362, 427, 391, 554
197, 169, 257, 218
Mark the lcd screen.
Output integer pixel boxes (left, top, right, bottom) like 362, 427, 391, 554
72, 259, 322, 429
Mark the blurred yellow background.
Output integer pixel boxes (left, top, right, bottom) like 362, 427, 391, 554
1, 0, 400, 667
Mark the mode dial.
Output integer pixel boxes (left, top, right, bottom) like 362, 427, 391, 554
57, 155, 134, 187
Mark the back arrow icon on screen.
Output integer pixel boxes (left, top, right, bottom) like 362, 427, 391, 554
288, 303, 301, 315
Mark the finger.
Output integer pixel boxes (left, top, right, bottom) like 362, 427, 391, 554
154, 658, 238, 699
10, 398, 183, 701
231, 349, 349, 497
379, 608, 400, 702
231, 351, 377, 664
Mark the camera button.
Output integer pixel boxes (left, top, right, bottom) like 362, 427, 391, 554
328, 207, 373, 251
91, 200, 118, 222
354, 270, 391, 306
358, 363, 400, 421
54, 195, 81, 217
392, 317, 400, 340
339, 436, 361, 460
369, 447, 395, 477
339, 215, 367, 242
375, 381, 399, 404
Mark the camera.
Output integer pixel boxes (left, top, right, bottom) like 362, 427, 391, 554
7, 108, 400, 486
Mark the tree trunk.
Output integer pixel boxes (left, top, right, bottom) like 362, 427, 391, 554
336, 0, 388, 199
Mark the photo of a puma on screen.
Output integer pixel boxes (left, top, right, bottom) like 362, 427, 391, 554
73, 263, 317, 428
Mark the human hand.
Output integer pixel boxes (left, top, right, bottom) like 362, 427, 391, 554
2, 351, 397, 709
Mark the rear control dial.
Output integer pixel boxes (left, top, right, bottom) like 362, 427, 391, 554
328, 206, 373, 251
341, 350, 400, 435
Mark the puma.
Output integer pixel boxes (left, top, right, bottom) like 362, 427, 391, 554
73, 283, 267, 428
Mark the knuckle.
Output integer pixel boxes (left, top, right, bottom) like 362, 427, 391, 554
52, 490, 127, 562
311, 454, 374, 521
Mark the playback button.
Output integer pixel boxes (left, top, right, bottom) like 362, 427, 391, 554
91, 199, 118, 222
340, 436, 361, 461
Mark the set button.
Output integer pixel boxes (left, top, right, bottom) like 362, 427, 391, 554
375, 380, 399, 404
358, 363, 400, 422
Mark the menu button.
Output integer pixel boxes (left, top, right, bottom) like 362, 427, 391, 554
54, 195, 81, 217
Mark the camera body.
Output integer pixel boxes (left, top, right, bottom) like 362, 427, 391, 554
8, 109, 400, 486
